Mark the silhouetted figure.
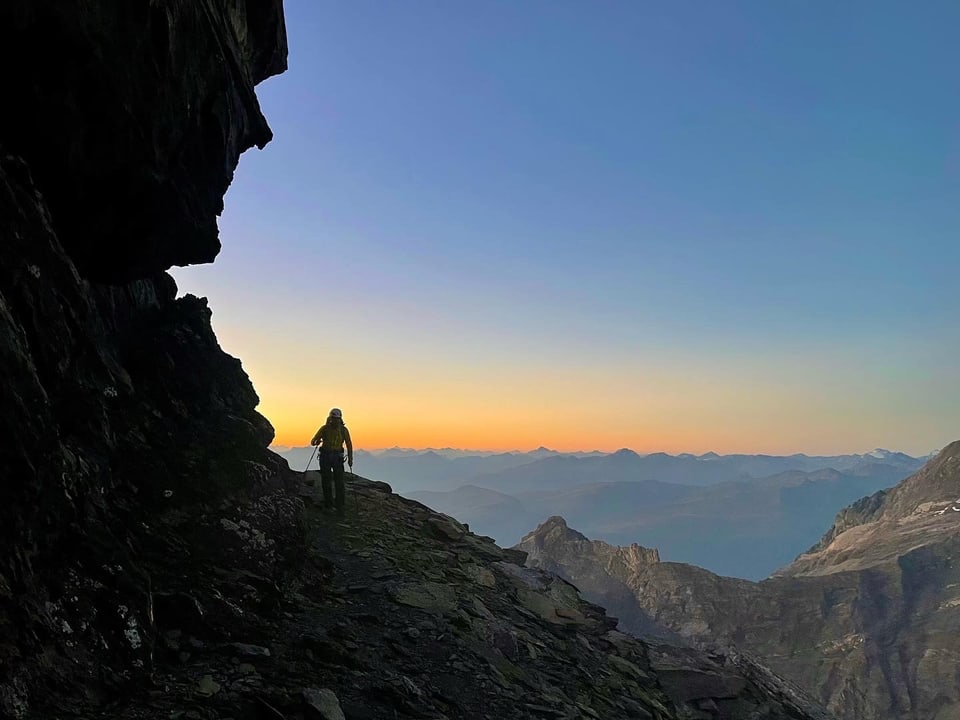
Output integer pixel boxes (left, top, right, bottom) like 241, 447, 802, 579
311, 408, 354, 516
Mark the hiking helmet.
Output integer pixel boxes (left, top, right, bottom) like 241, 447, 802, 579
329, 408, 343, 419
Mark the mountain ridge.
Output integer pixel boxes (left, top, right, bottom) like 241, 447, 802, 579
517, 442, 960, 720
408, 460, 920, 579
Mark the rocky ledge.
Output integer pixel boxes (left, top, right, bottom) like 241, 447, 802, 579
83, 473, 833, 720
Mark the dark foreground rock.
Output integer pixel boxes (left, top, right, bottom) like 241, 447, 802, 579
0, 0, 287, 282
88, 473, 833, 720
0, 1, 288, 715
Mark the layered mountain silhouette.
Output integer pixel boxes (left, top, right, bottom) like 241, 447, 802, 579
518, 441, 960, 720
276, 446, 925, 494
354, 449, 924, 579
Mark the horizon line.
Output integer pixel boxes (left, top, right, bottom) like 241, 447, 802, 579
269, 444, 931, 458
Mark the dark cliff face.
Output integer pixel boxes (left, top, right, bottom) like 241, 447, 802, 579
0, 0, 286, 282
0, 1, 288, 715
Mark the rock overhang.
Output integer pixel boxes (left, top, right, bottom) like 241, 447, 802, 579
0, 0, 288, 283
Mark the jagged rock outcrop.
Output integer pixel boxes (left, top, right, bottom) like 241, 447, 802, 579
0, 0, 286, 282
803, 440, 960, 559
0, 2, 835, 718
518, 443, 960, 720
521, 517, 676, 642
0, 147, 291, 715
0, 1, 288, 715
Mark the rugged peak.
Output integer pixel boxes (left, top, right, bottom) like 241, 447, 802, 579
521, 515, 589, 545
519, 519, 661, 578
933, 439, 960, 461
520, 505, 960, 720
875, 439, 960, 519
514, 519, 827, 717
804, 438, 960, 557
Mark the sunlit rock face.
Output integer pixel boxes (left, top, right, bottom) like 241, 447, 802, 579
519, 442, 960, 720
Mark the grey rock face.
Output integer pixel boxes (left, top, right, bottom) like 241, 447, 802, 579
302, 687, 346, 720
518, 446, 960, 720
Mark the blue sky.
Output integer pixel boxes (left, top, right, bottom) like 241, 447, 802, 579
174, 1, 959, 454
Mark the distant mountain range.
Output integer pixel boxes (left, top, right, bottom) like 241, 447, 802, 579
273, 445, 929, 579
274, 444, 927, 492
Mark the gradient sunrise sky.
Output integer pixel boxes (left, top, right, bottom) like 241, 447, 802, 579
172, 1, 960, 456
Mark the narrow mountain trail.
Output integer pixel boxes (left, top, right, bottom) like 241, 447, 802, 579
99, 474, 680, 720
94, 472, 830, 720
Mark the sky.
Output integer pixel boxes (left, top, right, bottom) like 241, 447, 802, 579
173, 0, 959, 456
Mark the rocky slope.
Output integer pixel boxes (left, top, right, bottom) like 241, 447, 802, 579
108, 475, 837, 720
519, 442, 960, 720
0, 2, 834, 718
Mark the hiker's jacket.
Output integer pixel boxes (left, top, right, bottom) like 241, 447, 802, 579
312, 422, 353, 463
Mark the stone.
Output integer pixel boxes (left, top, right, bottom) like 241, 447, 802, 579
471, 597, 495, 619
465, 565, 497, 588
230, 643, 271, 657
196, 675, 221, 697
502, 548, 528, 566
302, 687, 346, 720
490, 627, 520, 661
609, 654, 646, 679
555, 607, 586, 622
391, 583, 457, 615
427, 516, 466, 541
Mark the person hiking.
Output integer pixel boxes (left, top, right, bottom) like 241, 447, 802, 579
310, 408, 354, 516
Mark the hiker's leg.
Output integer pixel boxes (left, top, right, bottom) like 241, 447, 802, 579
320, 458, 334, 509
334, 460, 346, 513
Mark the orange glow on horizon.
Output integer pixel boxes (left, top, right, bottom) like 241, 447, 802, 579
266, 418, 885, 457
234, 333, 951, 460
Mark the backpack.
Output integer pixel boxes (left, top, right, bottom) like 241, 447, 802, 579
320, 422, 346, 451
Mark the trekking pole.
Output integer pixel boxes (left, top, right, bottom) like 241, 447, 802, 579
304, 445, 318, 474
351, 461, 358, 513
345, 454, 357, 515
